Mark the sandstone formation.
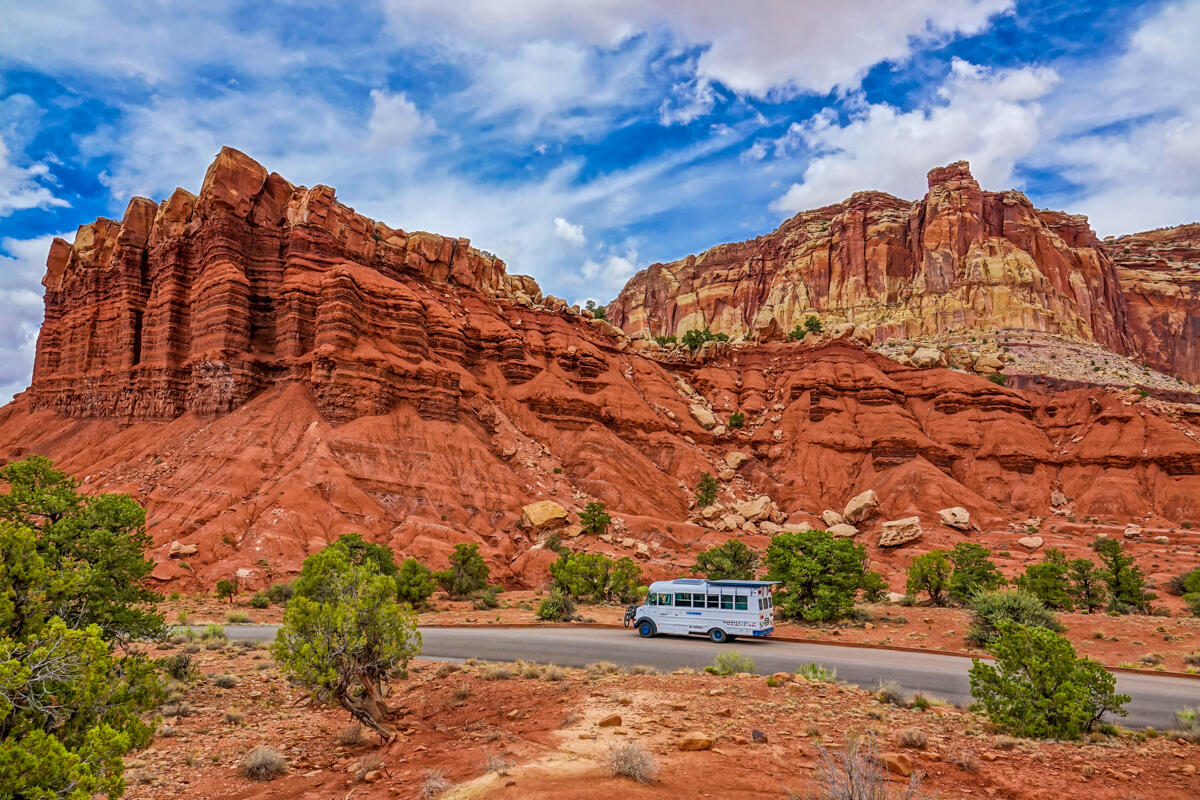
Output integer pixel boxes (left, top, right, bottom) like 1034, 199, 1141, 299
609, 161, 1200, 384
937, 506, 970, 531
519, 501, 569, 532
5, 150, 1200, 588
879, 517, 923, 547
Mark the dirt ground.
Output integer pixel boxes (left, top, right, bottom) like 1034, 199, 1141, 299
166, 592, 1200, 674
126, 635, 1198, 800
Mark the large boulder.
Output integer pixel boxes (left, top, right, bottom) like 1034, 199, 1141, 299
519, 500, 569, 531
827, 523, 859, 538
1018, 535, 1043, 550
937, 507, 970, 531
725, 451, 751, 469
878, 517, 923, 547
843, 489, 879, 524
678, 732, 714, 751
821, 509, 845, 527
973, 353, 1005, 375
168, 540, 198, 558
690, 403, 717, 430
734, 495, 777, 522
910, 347, 944, 368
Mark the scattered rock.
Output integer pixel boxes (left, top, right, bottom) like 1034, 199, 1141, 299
880, 752, 913, 777
910, 347, 944, 368
878, 517, 923, 547
1018, 535, 1043, 550
519, 500, 569, 531
598, 715, 622, 728
678, 732, 714, 751
751, 729, 769, 744
725, 451, 751, 469
1123, 524, 1142, 539
1050, 490, 1069, 507
843, 489, 879, 524
822, 509, 846, 527
1153, 535, 1169, 544
827, 523, 859, 538
937, 507, 970, 531
690, 403, 717, 430
168, 540, 198, 558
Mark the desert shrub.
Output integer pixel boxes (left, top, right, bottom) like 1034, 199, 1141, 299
969, 622, 1128, 739
765, 529, 866, 622
249, 592, 270, 609
216, 579, 238, 604
337, 722, 366, 745
695, 472, 719, 507
1016, 548, 1073, 610
587, 661, 619, 677
653, 335, 676, 347
482, 663, 515, 680
876, 680, 907, 707
436, 543, 490, 599
810, 734, 923, 800
484, 753, 514, 775
859, 570, 887, 603
1092, 537, 1153, 613
681, 328, 729, 353
948, 750, 979, 773
709, 651, 756, 676
728, 411, 745, 429
898, 728, 928, 749
584, 299, 607, 320
987, 373, 1007, 386
905, 550, 951, 606
396, 557, 437, 606
1185, 592, 1200, 617
536, 587, 576, 621
579, 501, 612, 536
1067, 558, 1106, 613
473, 586, 500, 610
201, 623, 226, 640
212, 674, 238, 689
160, 652, 198, 682
609, 741, 659, 783
326, 533, 399, 577
542, 664, 567, 681
421, 769, 451, 798
947, 542, 1005, 605
967, 589, 1062, 647
1176, 567, 1200, 617
549, 551, 642, 603
692, 539, 759, 581
266, 582, 295, 605
227, 612, 251, 624
272, 544, 421, 738
795, 663, 836, 682
225, 710, 245, 725
1173, 707, 1200, 737
240, 745, 288, 781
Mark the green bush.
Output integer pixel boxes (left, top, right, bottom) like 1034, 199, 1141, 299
1016, 548, 1072, 610
584, 299, 607, 320
906, 550, 951, 606
266, 582, 295, 605
987, 372, 1007, 386
708, 651, 756, 676
216, 579, 238, 604
473, 586, 500, 610
436, 543, 490, 599
947, 542, 1005, 605
695, 472, 719, 508
765, 529, 866, 622
550, 552, 643, 603
653, 335, 676, 347
249, 592, 271, 609
536, 587, 577, 622
227, 612, 252, 624
273, 544, 421, 737
579, 501, 612, 536
692, 539, 759, 581
967, 589, 1062, 646
1092, 537, 1153, 613
396, 557, 437, 606
681, 328, 729, 353
727, 411, 745, 429
326, 533, 398, 577
969, 622, 1128, 739
1067, 558, 1106, 613
859, 570, 887, 603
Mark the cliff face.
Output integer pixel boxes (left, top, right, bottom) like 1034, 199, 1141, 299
5, 150, 1200, 589
608, 162, 1200, 383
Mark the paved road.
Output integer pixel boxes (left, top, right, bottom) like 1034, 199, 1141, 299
217, 624, 1198, 730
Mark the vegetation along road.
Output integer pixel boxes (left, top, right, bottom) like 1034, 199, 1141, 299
217, 624, 1197, 730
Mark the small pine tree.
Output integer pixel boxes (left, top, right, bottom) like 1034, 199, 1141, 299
693, 539, 759, 580
859, 570, 888, 603
550, 552, 643, 603
1016, 548, 1072, 610
436, 543, 490, 599
579, 501, 612, 536
947, 542, 1005, 605
1092, 537, 1153, 613
695, 472, 719, 507
967, 589, 1062, 646
727, 411, 745, 429
803, 314, 823, 334
1066, 558, 1106, 613
584, 299, 608, 320
536, 587, 577, 621
906, 550, 951, 606
216, 578, 238, 604
969, 622, 1128, 739
395, 557, 437, 606
765, 529, 865, 622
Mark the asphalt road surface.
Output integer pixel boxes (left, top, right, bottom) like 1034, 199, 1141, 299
218, 624, 1198, 730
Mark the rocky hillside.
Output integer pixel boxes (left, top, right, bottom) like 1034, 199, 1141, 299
607, 162, 1200, 385
3, 150, 1200, 589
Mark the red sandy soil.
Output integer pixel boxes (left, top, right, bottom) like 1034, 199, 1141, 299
166, 593, 1200, 674
125, 637, 1198, 800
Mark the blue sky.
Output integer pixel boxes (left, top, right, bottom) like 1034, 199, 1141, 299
1, 0, 1198, 403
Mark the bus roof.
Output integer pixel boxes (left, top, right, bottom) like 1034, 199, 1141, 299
649, 578, 779, 588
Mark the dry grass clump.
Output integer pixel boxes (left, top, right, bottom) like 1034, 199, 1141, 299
609, 741, 659, 783
587, 661, 620, 677
482, 663, 515, 680
560, 710, 580, 727
451, 685, 471, 702
541, 664, 566, 681
484, 753, 514, 775
897, 728, 927, 749
355, 754, 383, 781
813, 735, 924, 799
337, 722, 366, 746
421, 769, 452, 798
948, 749, 980, 773
626, 664, 659, 675
224, 710, 245, 725
876, 680, 908, 707
991, 735, 1019, 751
240, 745, 287, 781
211, 674, 238, 689
435, 662, 460, 678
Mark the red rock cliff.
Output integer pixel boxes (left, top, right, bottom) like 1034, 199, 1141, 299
609, 162, 1200, 383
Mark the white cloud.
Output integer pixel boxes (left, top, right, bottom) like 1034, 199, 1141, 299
771, 58, 1058, 212
365, 90, 434, 150
553, 217, 586, 246
0, 138, 68, 217
581, 246, 640, 293
658, 77, 720, 126
0, 233, 68, 403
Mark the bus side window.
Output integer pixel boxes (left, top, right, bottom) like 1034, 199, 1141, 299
734, 596, 748, 611
707, 594, 720, 609
720, 594, 733, 610
658, 593, 672, 606
675, 593, 691, 608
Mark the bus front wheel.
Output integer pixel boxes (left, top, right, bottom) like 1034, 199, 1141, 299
709, 628, 729, 644
637, 619, 657, 638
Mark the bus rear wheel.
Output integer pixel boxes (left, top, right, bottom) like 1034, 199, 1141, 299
709, 628, 729, 644
637, 620, 657, 637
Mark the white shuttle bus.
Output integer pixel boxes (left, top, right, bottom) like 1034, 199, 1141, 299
625, 578, 778, 643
